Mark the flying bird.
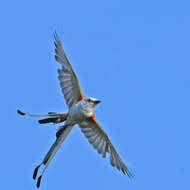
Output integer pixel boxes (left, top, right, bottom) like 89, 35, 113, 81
18, 32, 133, 188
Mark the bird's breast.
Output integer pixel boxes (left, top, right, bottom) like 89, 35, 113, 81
67, 101, 89, 124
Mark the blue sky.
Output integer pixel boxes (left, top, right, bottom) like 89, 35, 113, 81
1, 0, 189, 189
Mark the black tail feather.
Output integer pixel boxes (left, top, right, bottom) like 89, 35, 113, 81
17, 109, 25, 115
37, 175, 42, 188
33, 164, 41, 180
38, 118, 58, 124
38, 117, 66, 124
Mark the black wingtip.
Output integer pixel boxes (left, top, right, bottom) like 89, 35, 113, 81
54, 30, 57, 37
17, 109, 25, 115
33, 165, 41, 180
127, 171, 135, 179
122, 168, 134, 178
54, 30, 59, 42
37, 175, 42, 188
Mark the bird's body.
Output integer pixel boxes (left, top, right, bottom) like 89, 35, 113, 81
65, 100, 86, 125
56, 98, 100, 138
18, 33, 133, 188
67, 98, 95, 124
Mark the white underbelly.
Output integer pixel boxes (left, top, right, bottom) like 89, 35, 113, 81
66, 103, 87, 125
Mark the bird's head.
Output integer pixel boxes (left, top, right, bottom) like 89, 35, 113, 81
83, 97, 101, 109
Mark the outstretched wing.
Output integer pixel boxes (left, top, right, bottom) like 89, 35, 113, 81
79, 117, 133, 177
54, 32, 85, 108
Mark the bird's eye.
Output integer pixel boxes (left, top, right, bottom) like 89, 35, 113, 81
87, 99, 91, 102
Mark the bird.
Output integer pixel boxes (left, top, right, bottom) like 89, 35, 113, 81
17, 32, 133, 188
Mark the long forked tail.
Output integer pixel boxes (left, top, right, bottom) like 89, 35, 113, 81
33, 125, 74, 188
17, 109, 68, 124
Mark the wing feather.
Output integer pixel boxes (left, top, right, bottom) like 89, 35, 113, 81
79, 118, 133, 177
54, 33, 84, 108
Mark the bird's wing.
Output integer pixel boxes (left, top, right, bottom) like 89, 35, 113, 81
54, 32, 85, 108
79, 117, 133, 177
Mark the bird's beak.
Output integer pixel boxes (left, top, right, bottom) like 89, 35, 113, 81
94, 100, 101, 105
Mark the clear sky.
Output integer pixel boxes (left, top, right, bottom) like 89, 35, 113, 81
1, 0, 189, 189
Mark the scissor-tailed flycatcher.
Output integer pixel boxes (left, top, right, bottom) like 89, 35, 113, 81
18, 33, 133, 188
